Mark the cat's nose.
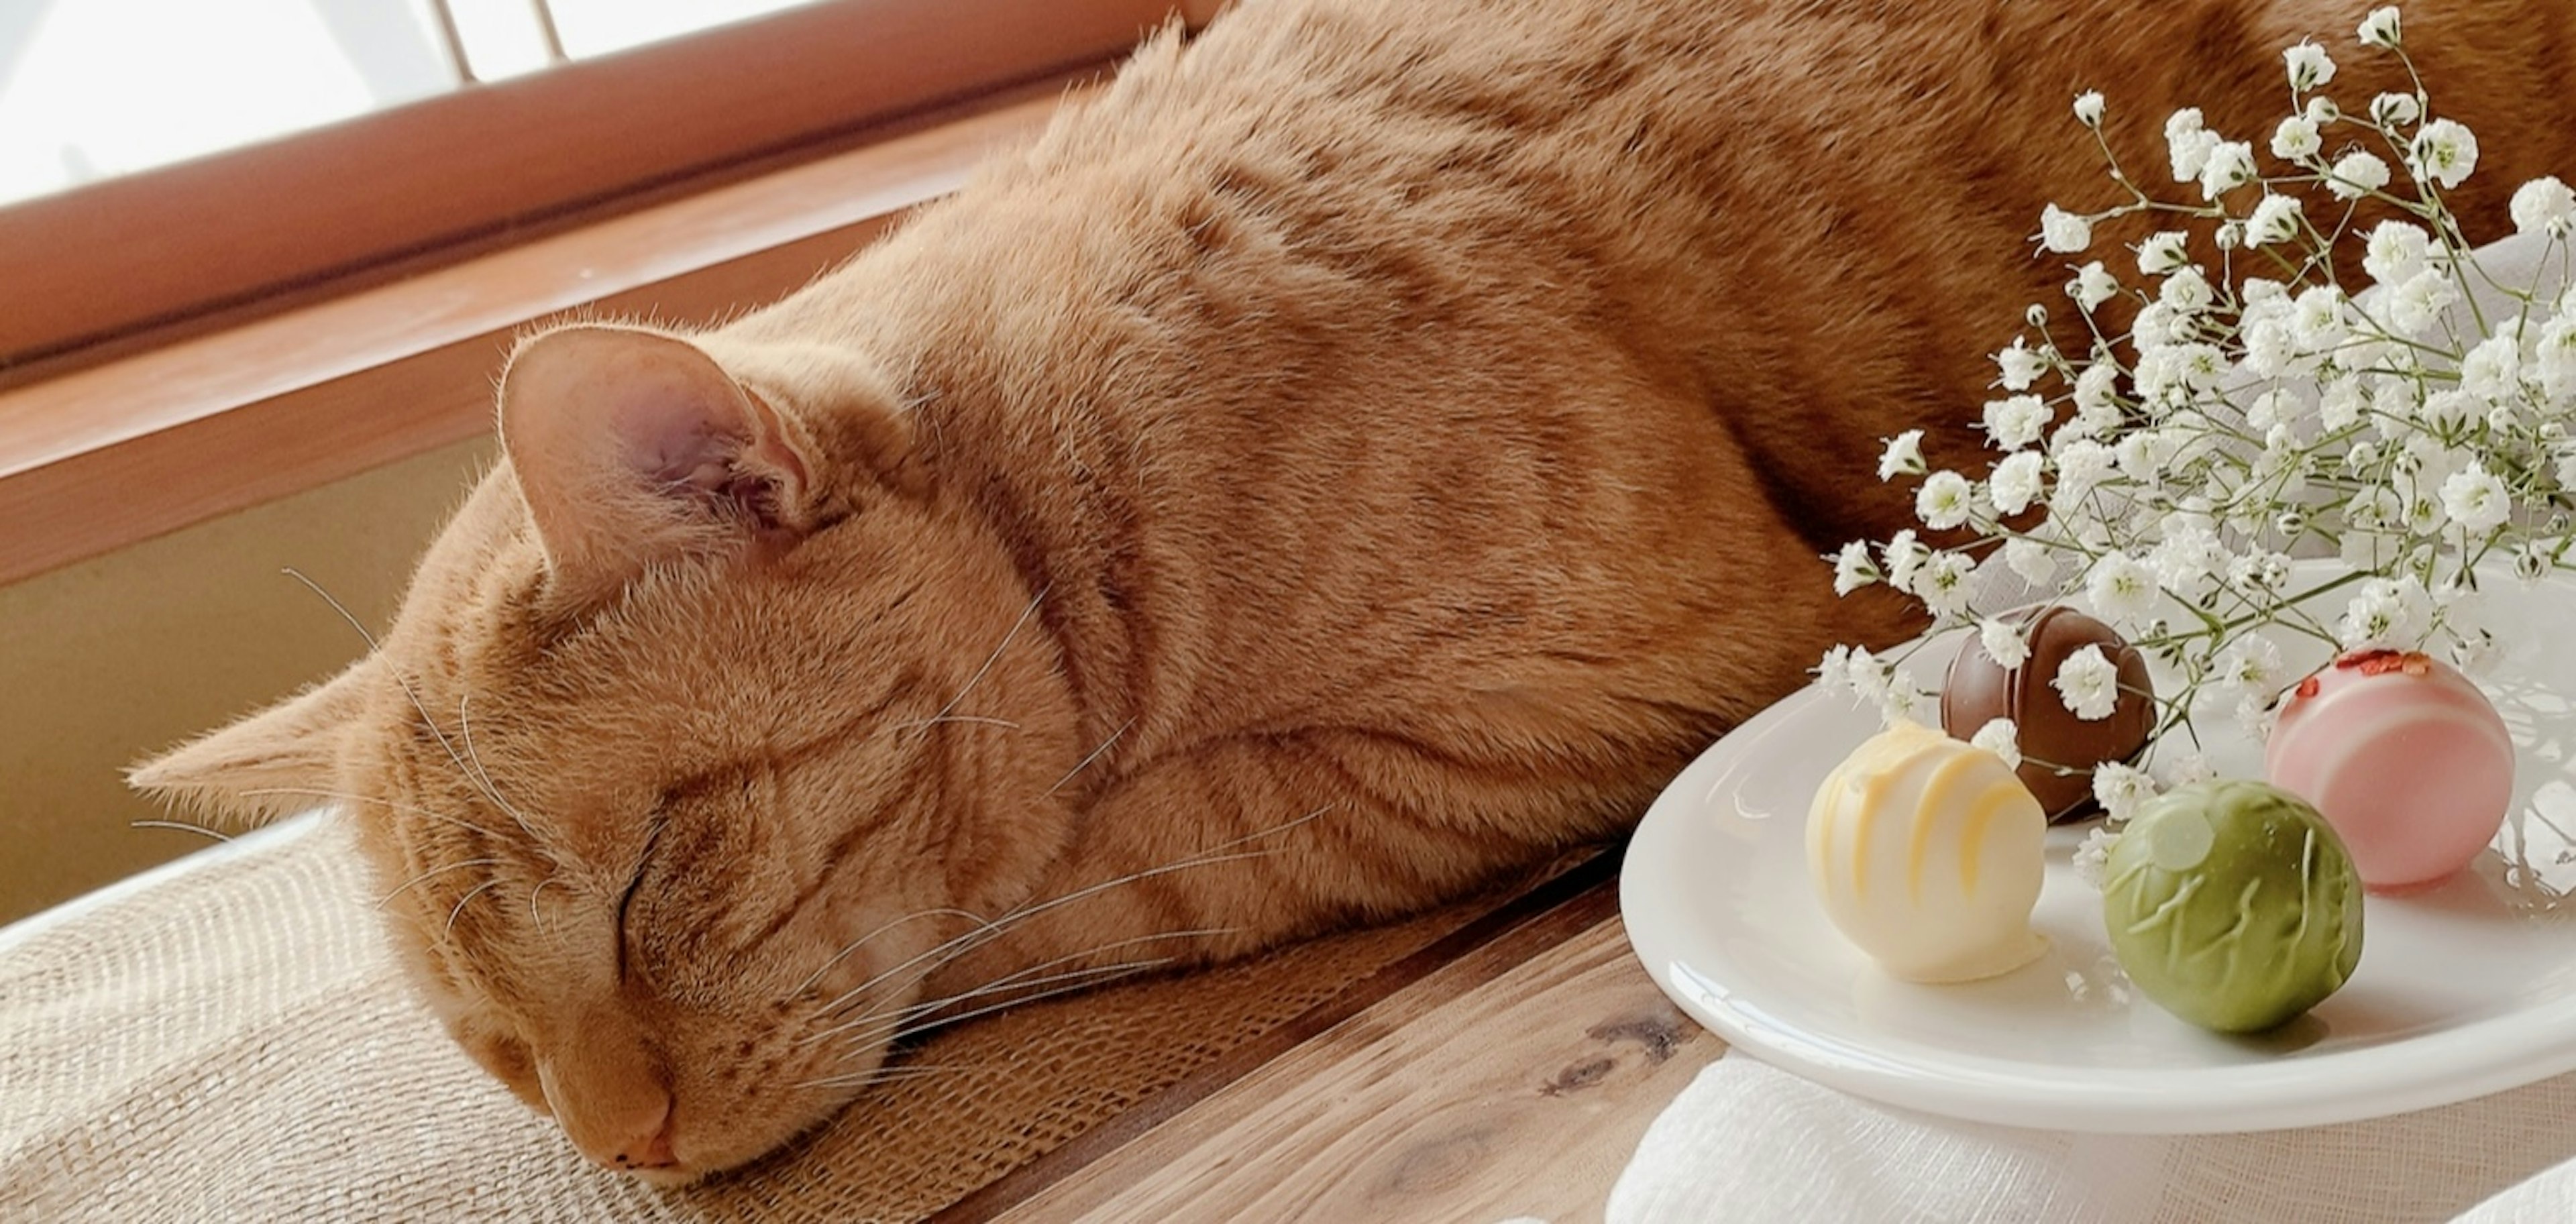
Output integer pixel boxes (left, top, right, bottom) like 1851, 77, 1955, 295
606, 1106, 678, 1171
533, 1017, 682, 1172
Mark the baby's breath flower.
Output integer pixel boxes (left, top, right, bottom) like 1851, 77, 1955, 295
1883, 529, 1929, 592
2410, 118, 2481, 189
2305, 96, 2341, 125
1843, 646, 1890, 706
2512, 176, 2576, 237
1979, 618, 2033, 669
2284, 40, 2337, 92
2338, 579, 2416, 649
1830, 541, 1878, 596
2536, 317, 2576, 400
2040, 204, 2093, 254
1916, 470, 1975, 529
2053, 644, 2123, 720
2363, 219, 2432, 284
2072, 826, 2120, 886
2159, 266, 2216, 312
2358, 5, 2402, 49
2461, 331, 2523, 402
2245, 194, 2304, 247
2327, 150, 2391, 199
2269, 115, 2322, 161
2074, 90, 2106, 127
2198, 140, 2259, 199
2085, 550, 2160, 630
1915, 551, 1977, 616
1984, 394, 2050, 452
2004, 537, 2059, 587
2292, 286, 2351, 350
1880, 678, 1932, 726
1989, 450, 2046, 515
2211, 636, 2284, 698
1878, 429, 1926, 480
2443, 463, 2512, 533
1814, 644, 1855, 695
1970, 717, 2024, 769
1994, 339, 2047, 391
2070, 261, 2120, 312
2389, 269, 2460, 335
2055, 438, 2116, 494
2154, 746, 2217, 788
2092, 761, 2156, 821
2165, 109, 2217, 182
2137, 231, 2192, 276
2371, 92, 2422, 128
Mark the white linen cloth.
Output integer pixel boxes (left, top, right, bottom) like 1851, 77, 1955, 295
1603, 1056, 2576, 1223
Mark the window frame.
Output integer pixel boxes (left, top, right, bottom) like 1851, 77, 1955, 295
0, 0, 1214, 374
0, 0, 1218, 587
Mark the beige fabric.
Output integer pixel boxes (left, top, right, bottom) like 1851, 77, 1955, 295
0, 815, 1479, 1222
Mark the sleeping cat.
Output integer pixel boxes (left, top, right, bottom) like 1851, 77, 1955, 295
131, 0, 2576, 1183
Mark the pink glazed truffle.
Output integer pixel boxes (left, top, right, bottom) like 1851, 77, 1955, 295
2264, 649, 2514, 893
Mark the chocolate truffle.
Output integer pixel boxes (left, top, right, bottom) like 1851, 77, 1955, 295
2265, 649, 2514, 893
1808, 720, 2049, 983
2100, 780, 2363, 1033
1940, 606, 2155, 822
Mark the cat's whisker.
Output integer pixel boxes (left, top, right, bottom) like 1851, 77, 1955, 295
887, 714, 1022, 733
879, 962, 1171, 1046
528, 874, 566, 931
810, 843, 1279, 1024
129, 819, 232, 842
441, 875, 504, 943
378, 856, 502, 909
806, 924, 1232, 1048
239, 786, 506, 841
833, 924, 1235, 1024
865, 804, 1338, 1018
792, 906, 994, 999
280, 569, 547, 852
916, 583, 1051, 736
814, 804, 1334, 1021
458, 693, 549, 845
812, 955, 1180, 1053
1045, 718, 1134, 797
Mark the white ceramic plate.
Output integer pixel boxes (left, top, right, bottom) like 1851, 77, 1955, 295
1621, 571, 2576, 1133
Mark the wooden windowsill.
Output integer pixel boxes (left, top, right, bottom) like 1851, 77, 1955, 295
0, 76, 1094, 589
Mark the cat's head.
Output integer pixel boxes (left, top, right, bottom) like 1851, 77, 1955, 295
132, 323, 1081, 1182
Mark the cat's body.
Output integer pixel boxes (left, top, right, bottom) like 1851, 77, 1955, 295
138, 0, 2576, 1182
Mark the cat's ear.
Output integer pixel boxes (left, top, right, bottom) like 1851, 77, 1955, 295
497, 325, 841, 604
127, 658, 375, 826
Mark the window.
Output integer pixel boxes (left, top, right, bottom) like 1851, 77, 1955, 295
0, 0, 1218, 585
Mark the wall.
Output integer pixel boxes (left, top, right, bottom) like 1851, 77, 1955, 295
0, 438, 494, 924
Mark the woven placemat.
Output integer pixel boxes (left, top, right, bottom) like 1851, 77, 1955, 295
0, 816, 1554, 1223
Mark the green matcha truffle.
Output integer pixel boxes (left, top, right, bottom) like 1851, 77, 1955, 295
2100, 780, 2363, 1033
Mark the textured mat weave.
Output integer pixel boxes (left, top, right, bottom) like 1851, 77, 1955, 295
0, 816, 1487, 1223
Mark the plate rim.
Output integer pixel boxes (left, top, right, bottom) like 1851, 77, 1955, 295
1620, 655, 2576, 1135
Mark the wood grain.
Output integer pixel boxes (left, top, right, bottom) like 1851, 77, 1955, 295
0, 82, 1089, 588
983, 900, 1725, 1224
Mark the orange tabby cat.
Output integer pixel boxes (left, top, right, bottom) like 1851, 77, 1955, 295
133, 0, 2576, 1182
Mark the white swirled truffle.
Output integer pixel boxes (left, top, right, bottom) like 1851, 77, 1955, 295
1807, 720, 2049, 983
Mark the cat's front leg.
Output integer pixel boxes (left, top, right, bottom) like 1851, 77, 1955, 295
913, 730, 1607, 1012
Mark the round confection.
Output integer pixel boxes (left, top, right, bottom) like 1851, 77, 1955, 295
2264, 649, 2514, 893
2100, 780, 2363, 1033
1940, 606, 2155, 823
1807, 719, 2048, 984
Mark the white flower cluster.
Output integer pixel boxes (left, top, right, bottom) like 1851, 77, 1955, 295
1817, 7, 2575, 824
